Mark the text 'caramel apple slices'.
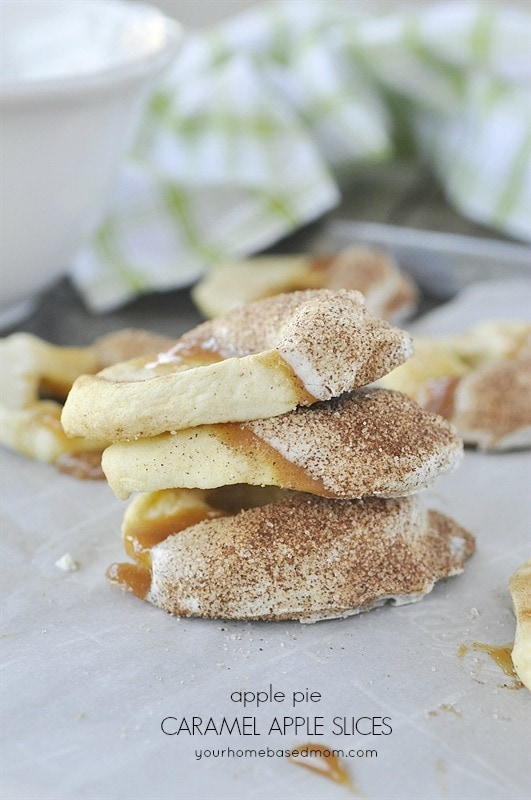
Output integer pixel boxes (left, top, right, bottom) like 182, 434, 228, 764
61, 289, 413, 441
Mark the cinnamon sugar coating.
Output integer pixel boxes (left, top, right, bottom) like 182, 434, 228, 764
324, 247, 418, 321
192, 247, 418, 323
182, 289, 412, 394
148, 493, 474, 622
454, 354, 531, 450
247, 389, 463, 497
101, 389, 463, 500
381, 320, 531, 451
62, 290, 412, 441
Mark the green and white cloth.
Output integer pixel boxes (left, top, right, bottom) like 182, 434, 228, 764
72, 0, 531, 311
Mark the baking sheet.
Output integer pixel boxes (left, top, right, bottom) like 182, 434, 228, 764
2, 276, 531, 800
321, 219, 531, 301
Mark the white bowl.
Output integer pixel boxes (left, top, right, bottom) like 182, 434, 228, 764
0, 0, 182, 325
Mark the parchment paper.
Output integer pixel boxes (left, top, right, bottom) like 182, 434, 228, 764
2, 279, 530, 800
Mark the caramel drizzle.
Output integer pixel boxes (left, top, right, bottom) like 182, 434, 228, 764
472, 642, 520, 679
145, 333, 318, 410
123, 507, 229, 567
147, 335, 224, 369
106, 562, 152, 600
107, 505, 231, 599
458, 642, 524, 688
106, 486, 293, 601
287, 742, 358, 793
216, 424, 332, 497
39, 377, 74, 402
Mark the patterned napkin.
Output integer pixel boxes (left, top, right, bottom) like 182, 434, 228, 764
71, 0, 531, 311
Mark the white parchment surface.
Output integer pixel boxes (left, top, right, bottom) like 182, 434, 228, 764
1, 280, 530, 800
